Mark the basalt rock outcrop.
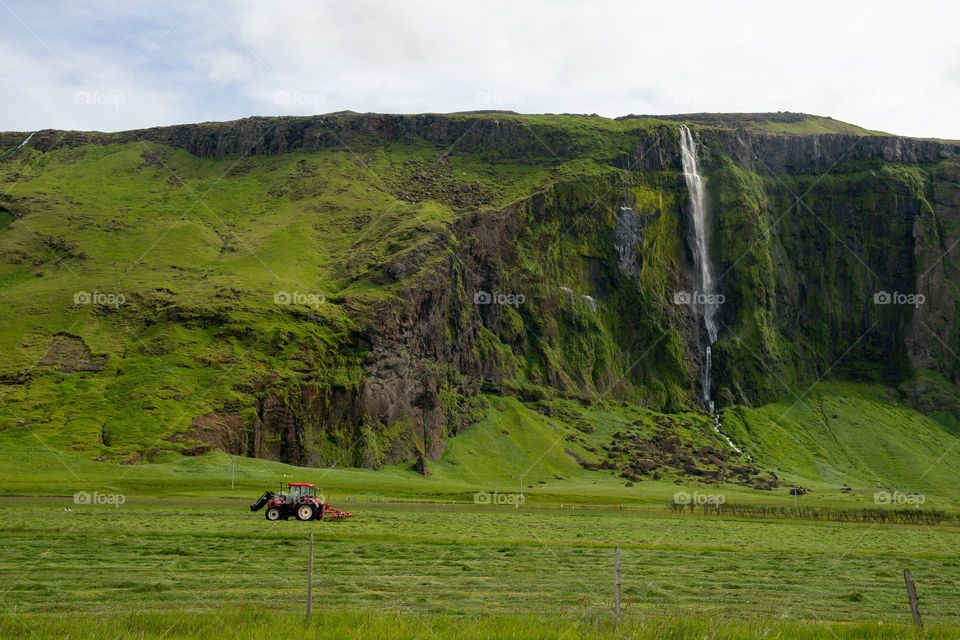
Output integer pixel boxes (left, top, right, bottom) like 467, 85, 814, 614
3, 112, 959, 466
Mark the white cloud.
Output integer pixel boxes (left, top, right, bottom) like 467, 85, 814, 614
195, 47, 258, 85
1, 0, 959, 138
0, 40, 180, 132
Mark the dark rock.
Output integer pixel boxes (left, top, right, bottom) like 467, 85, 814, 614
413, 454, 429, 476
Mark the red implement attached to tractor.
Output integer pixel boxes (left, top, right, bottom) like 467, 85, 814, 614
249, 483, 352, 521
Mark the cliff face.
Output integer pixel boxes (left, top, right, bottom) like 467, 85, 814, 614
303, 138, 960, 466
297, 176, 697, 467
2, 112, 959, 467
349, 117, 960, 465
2, 113, 596, 161
8, 112, 958, 169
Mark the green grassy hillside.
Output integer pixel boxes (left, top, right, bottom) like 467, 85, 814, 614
3, 383, 959, 514
1, 112, 959, 509
619, 112, 891, 135
0, 140, 554, 461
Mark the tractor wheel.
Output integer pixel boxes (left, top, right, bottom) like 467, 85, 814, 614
296, 504, 315, 521
265, 507, 282, 521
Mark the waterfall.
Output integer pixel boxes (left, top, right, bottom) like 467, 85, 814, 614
704, 345, 712, 411
15, 132, 35, 151
679, 125, 719, 401
679, 125, 719, 348
4, 132, 34, 160
679, 125, 741, 454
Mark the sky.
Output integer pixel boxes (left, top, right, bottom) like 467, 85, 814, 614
1, 0, 958, 138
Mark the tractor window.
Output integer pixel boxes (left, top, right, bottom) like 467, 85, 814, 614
287, 485, 317, 501
288, 485, 314, 499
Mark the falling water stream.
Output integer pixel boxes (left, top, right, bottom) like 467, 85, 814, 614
15, 132, 35, 151
4, 132, 34, 161
678, 126, 741, 454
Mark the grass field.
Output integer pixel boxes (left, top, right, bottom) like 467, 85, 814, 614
3, 382, 960, 637
1, 609, 954, 640
2, 497, 958, 624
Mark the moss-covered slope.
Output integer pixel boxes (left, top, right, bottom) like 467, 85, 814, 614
1, 112, 958, 471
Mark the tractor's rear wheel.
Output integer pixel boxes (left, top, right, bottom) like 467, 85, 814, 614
265, 507, 282, 521
296, 504, 315, 521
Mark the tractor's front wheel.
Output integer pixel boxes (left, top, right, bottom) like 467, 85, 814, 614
296, 504, 315, 521
265, 507, 282, 521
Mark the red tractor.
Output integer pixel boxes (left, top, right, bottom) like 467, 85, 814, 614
249, 482, 352, 521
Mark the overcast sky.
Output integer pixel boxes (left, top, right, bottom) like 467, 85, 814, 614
1, 0, 958, 138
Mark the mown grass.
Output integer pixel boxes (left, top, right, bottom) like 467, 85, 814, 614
2, 500, 959, 626
0, 609, 949, 640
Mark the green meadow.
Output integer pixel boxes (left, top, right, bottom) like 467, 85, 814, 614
3, 382, 960, 638
1, 497, 957, 637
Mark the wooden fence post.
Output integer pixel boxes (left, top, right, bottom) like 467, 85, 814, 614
614, 546, 622, 619
903, 569, 922, 628
306, 532, 314, 620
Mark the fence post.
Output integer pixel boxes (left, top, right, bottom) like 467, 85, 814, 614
306, 532, 314, 620
614, 546, 622, 619
903, 569, 922, 628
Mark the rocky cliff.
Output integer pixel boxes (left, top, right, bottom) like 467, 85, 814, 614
1, 112, 958, 467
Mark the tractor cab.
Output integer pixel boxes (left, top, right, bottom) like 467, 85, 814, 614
286, 483, 320, 501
